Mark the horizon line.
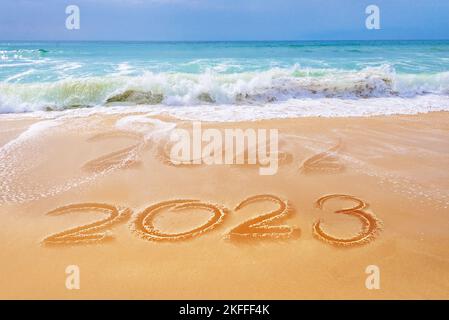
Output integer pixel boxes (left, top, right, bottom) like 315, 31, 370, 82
1, 38, 449, 42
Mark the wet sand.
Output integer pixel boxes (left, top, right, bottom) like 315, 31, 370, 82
0, 111, 448, 299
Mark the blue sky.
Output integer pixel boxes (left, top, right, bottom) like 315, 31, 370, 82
1, 0, 449, 41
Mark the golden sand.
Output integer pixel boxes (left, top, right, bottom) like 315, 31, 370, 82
0, 111, 448, 299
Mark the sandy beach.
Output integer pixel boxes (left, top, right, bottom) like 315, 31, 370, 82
0, 110, 448, 299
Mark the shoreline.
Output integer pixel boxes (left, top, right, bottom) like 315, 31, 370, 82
1, 99, 449, 122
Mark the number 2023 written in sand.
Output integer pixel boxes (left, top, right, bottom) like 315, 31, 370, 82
42, 194, 382, 247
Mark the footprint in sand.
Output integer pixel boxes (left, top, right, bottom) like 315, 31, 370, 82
312, 194, 382, 247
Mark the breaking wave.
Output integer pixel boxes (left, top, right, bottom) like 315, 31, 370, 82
1, 65, 449, 113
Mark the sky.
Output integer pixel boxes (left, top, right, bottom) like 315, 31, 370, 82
1, 0, 448, 41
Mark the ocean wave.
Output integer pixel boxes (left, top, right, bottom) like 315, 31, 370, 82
0, 65, 449, 113
0, 48, 48, 61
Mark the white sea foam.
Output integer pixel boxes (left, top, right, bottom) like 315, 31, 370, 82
115, 115, 176, 139
0, 117, 136, 204
4, 68, 36, 83
2, 94, 449, 124
155, 95, 449, 121
0, 65, 449, 119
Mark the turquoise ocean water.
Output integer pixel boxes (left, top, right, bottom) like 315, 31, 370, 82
1, 40, 449, 118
